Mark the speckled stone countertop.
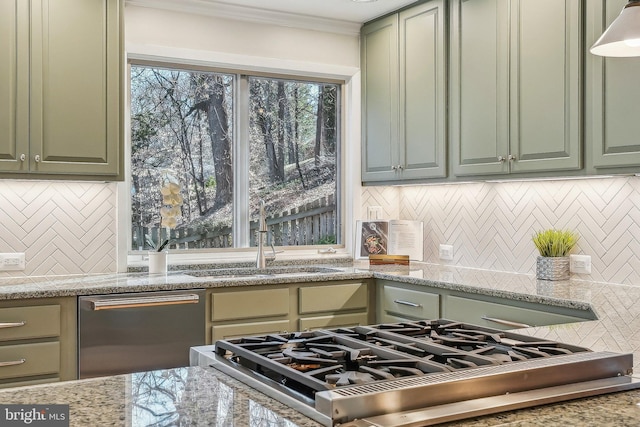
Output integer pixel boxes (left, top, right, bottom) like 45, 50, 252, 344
1, 364, 640, 426
0, 366, 323, 426
2, 260, 640, 425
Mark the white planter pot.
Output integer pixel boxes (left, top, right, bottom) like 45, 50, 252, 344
536, 256, 570, 281
148, 251, 168, 274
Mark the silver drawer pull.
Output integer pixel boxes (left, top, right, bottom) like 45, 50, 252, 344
88, 294, 200, 311
0, 358, 26, 367
393, 299, 422, 308
0, 321, 26, 329
481, 316, 531, 329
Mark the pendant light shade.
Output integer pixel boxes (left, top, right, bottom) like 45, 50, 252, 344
591, 1, 640, 57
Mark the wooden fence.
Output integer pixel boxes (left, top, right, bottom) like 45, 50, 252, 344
132, 195, 336, 250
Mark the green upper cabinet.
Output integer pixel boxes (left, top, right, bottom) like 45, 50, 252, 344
451, 0, 582, 177
361, 0, 447, 183
0, 0, 122, 179
586, 0, 640, 170
0, 0, 29, 172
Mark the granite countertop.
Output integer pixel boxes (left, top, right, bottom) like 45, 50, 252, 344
1, 365, 640, 427
2, 261, 640, 425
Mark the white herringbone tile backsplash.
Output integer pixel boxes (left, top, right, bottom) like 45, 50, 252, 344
0, 181, 117, 277
362, 176, 640, 286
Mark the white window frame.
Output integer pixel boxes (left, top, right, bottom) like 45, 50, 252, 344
119, 45, 362, 271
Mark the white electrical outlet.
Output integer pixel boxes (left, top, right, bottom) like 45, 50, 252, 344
439, 244, 454, 261
570, 254, 591, 274
0, 253, 25, 271
367, 206, 383, 220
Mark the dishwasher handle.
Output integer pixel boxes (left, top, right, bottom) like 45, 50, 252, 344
87, 293, 201, 311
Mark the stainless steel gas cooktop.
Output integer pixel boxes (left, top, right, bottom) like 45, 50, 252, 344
191, 319, 640, 426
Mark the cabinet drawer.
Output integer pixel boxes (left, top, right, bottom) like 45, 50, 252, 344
299, 283, 367, 314
299, 312, 369, 331
0, 305, 60, 342
0, 342, 60, 380
212, 320, 291, 341
211, 288, 289, 321
381, 286, 439, 320
445, 296, 587, 330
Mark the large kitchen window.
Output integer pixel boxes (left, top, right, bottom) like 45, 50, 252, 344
130, 64, 341, 251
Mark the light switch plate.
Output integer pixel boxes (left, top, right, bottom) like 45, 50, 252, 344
367, 206, 383, 220
570, 254, 591, 274
439, 244, 454, 261
0, 253, 25, 271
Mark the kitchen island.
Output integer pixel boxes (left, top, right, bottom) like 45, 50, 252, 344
0, 364, 639, 426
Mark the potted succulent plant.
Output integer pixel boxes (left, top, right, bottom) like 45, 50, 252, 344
532, 229, 579, 280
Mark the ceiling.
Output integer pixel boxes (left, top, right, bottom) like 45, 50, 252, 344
210, 0, 419, 23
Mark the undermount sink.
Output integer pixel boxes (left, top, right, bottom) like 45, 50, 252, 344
184, 266, 341, 279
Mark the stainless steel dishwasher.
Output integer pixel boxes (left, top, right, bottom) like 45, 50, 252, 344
78, 289, 205, 379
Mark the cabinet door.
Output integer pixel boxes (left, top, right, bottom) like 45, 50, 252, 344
0, 305, 60, 342
399, 0, 447, 180
587, 0, 640, 168
30, 0, 121, 176
299, 283, 367, 314
211, 288, 289, 321
361, 14, 400, 182
509, 0, 582, 173
450, 0, 510, 176
0, 342, 60, 380
0, 0, 29, 172
379, 284, 440, 320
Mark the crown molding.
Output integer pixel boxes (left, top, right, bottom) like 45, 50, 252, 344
125, 0, 362, 36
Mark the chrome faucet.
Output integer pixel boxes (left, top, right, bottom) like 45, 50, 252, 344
256, 200, 284, 268
256, 200, 269, 268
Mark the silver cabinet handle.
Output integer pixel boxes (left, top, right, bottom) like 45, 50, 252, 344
481, 316, 530, 329
87, 293, 200, 311
34, 155, 41, 162
0, 321, 26, 329
508, 154, 516, 161
393, 299, 422, 308
497, 155, 506, 162
397, 164, 404, 170
19, 154, 26, 162
0, 358, 26, 367
391, 165, 397, 171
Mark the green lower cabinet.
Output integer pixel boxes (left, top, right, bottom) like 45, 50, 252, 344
377, 283, 440, 321
0, 297, 76, 388
443, 295, 596, 330
208, 280, 374, 342
209, 287, 291, 342
376, 279, 595, 330
298, 282, 372, 330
